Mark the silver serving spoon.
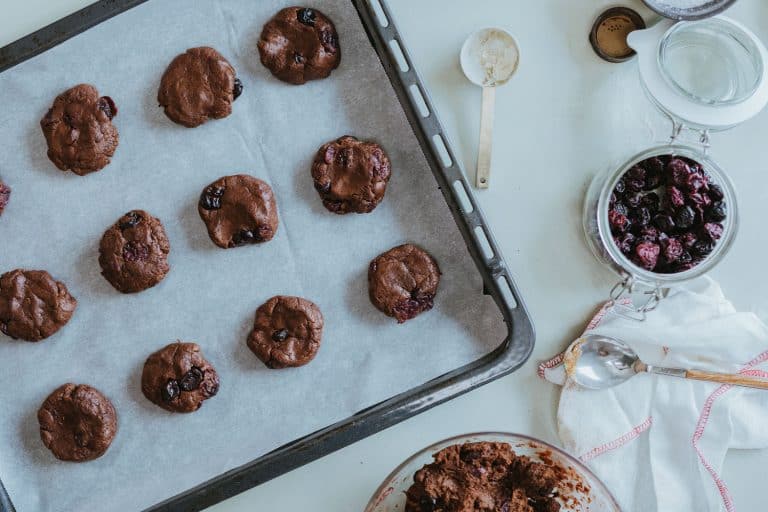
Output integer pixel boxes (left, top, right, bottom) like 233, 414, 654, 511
566, 334, 768, 390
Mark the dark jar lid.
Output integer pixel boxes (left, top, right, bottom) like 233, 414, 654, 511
589, 7, 646, 63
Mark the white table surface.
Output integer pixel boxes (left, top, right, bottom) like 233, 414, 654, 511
2, 1, 767, 511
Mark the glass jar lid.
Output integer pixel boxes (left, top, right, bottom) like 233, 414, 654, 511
660, 19, 764, 106
627, 17, 768, 131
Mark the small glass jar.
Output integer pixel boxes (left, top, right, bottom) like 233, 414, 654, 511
583, 143, 739, 317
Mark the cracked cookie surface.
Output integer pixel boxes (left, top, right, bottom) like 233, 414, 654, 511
368, 244, 440, 323
198, 174, 279, 249
38, 383, 117, 462
141, 342, 220, 413
158, 46, 241, 127
258, 7, 340, 85
99, 210, 171, 293
311, 135, 391, 214
40, 84, 118, 175
0, 269, 77, 341
247, 295, 324, 369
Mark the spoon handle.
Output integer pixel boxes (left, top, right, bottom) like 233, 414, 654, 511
684, 369, 768, 390
476, 86, 495, 189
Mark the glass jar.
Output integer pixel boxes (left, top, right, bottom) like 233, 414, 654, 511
583, 143, 739, 317
581, 16, 767, 319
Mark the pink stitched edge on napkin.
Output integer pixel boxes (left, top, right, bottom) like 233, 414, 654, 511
741, 369, 768, 379
692, 349, 768, 512
536, 353, 563, 379
578, 416, 653, 463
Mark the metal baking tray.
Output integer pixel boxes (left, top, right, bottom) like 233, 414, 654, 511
0, 1, 535, 510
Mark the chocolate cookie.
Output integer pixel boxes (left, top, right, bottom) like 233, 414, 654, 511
247, 295, 324, 369
405, 442, 562, 512
40, 84, 118, 176
158, 47, 242, 128
198, 174, 279, 249
98, 210, 171, 293
141, 342, 220, 413
368, 244, 440, 323
0, 180, 10, 217
258, 7, 341, 85
0, 269, 77, 341
37, 383, 117, 462
311, 135, 392, 214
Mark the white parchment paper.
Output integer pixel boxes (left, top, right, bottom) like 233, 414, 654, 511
0, 1, 505, 510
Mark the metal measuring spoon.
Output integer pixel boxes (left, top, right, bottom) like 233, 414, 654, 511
566, 334, 768, 390
460, 28, 519, 189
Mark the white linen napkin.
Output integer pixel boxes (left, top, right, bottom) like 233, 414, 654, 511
539, 277, 768, 512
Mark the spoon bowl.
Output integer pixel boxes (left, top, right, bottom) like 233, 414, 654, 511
460, 28, 519, 86
568, 334, 639, 389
